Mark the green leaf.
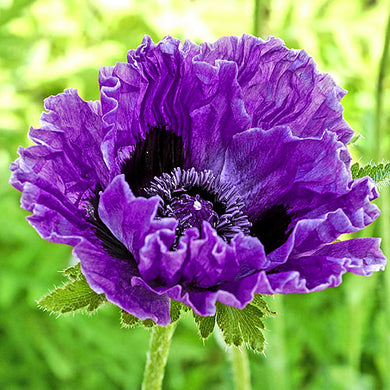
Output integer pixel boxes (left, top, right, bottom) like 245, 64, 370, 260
121, 311, 140, 328
251, 294, 277, 316
193, 313, 215, 340
351, 161, 390, 189
38, 262, 106, 315
170, 300, 189, 323
62, 263, 82, 281
215, 295, 275, 354
120, 312, 156, 328
37, 279, 106, 314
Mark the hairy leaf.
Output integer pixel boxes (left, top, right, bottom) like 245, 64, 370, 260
170, 300, 189, 323
351, 161, 390, 189
121, 311, 140, 328
38, 262, 106, 314
120, 311, 156, 328
38, 279, 106, 314
251, 294, 277, 316
215, 295, 275, 354
193, 313, 216, 339
62, 262, 82, 281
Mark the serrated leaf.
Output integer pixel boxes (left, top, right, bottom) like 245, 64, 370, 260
351, 161, 390, 189
121, 312, 156, 328
251, 294, 277, 316
142, 318, 156, 328
171, 300, 190, 321
120, 314, 156, 328
62, 262, 82, 281
38, 279, 106, 314
121, 310, 141, 328
351, 162, 360, 179
193, 313, 215, 339
170, 301, 181, 323
215, 295, 274, 354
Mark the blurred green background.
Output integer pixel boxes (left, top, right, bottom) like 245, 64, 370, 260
1, 0, 390, 389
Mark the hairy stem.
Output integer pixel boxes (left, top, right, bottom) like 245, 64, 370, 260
374, 4, 390, 388
375, 2, 390, 159
141, 323, 175, 390
253, 0, 271, 37
231, 346, 252, 390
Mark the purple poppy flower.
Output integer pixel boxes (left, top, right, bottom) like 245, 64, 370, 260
10, 35, 386, 325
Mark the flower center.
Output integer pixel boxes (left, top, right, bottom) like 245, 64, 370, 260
169, 193, 218, 233
145, 167, 251, 243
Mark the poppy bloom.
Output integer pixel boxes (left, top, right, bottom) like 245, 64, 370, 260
10, 35, 386, 325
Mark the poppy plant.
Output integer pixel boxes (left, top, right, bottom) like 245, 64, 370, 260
10, 35, 386, 326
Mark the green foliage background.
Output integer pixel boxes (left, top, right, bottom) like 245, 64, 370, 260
1, 0, 390, 389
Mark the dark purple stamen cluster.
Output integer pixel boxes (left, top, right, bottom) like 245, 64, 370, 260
145, 167, 251, 242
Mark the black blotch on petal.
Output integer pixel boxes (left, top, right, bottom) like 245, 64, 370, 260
251, 205, 293, 255
86, 186, 133, 260
121, 126, 186, 196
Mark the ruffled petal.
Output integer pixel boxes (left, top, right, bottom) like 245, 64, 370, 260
10, 89, 108, 209
138, 227, 182, 286
139, 223, 239, 289
221, 126, 350, 219
267, 196, 380, 271
136, 224, 267, 315
99, 35, 251, 177
222, 126, 379, 261
314, 238, 386, 276
294, 177, 379, 228
257, 238, 385, 294
197, 34, 353, 143
18, 182, 93, 247
132, 270, 262, 317
270, 177, 380, 263
98, 174, 177, 253
74, 240, 171, 325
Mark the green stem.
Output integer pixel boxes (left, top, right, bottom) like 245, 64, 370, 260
374, 4, 390, 388
231, 346, 251, 390
253, 0, 271, 37
375, 3, 390, 160
141, 323, 175, 390
264, 295, 289, 390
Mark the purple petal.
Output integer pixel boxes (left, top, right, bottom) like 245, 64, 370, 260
136, 224, 267, 316
280, 178, 379, 258
98, 174, 177, 253
10, 89, 108, 208
222, 125, 380, 270
19, 182, 93, 247
133, 270, 262, 317
75, 240, 171, 325
267, 189, 380, 270
139, 222, 239, 289
179, 223, 239, 288
138, 227, 181, 285
197, 34, 353, 143
221, 126, 350, 220
257, 238, 385, 293
314, 238, 386, 276
99, 35, 251, 176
